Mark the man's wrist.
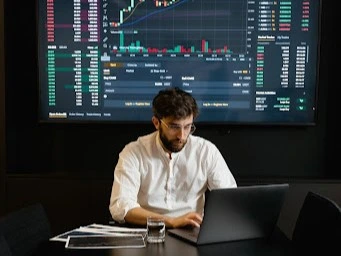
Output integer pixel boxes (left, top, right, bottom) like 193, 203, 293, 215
164, 217, 174, 228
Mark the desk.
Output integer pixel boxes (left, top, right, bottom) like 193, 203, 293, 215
35, 228, 293, 256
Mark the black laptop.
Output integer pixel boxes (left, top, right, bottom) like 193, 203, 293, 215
167, 183, 289, 245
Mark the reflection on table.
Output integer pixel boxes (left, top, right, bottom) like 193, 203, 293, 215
36, 227, 293, 256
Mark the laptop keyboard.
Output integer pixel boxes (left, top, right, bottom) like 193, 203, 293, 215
168, 226, 200, 242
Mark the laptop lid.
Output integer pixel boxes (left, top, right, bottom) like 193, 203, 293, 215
168, 183, 289, 245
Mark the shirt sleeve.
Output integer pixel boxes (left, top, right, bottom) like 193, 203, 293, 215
205, 143, 237, 190
109, 143, 141, 223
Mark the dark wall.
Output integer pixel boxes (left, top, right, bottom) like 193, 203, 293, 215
3, 0, 335, 180
0, 0, 6, 216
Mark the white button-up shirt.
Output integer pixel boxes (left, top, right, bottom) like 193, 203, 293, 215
109, 131, 237, 223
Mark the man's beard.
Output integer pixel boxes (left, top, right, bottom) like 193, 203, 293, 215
159, 128, 187, 153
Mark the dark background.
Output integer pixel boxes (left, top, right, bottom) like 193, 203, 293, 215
0, 0, 339, 240
3, 0, 335, 179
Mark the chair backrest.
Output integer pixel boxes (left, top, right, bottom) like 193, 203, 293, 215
0, 203, 51, 256
0, 233, 12, 256
291, 191, 341, 254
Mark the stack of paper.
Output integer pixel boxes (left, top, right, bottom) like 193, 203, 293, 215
50, 223, 147, 249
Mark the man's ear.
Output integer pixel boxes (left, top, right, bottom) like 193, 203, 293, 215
152, 116, 160, 130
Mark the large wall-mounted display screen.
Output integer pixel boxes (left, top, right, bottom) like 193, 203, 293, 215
38, 0, 321, 124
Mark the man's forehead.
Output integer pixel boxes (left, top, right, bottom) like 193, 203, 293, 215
164, 115, 193, 124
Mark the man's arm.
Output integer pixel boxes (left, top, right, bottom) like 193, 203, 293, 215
206, 144, 237, 189
125, 207, 202, 228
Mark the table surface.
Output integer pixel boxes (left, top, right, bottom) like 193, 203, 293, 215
35, 228, 294, 256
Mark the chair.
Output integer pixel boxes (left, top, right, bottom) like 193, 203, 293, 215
291, 191, 341, 255
0, 203, 51, 256
0, 234, 12, 256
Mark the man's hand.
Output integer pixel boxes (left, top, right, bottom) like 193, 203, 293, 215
166, 212, 203, 228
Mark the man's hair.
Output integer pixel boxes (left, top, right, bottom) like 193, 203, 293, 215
152, 87, 199, 120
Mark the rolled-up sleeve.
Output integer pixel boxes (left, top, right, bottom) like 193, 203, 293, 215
205, 143, 237, 190
109, 144, 141, 223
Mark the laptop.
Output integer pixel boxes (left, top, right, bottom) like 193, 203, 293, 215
167, 183, 289, 245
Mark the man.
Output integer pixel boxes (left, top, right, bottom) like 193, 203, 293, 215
109, 87, 236, 228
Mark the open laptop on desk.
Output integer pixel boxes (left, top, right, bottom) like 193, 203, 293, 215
168, 183, 289, 245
